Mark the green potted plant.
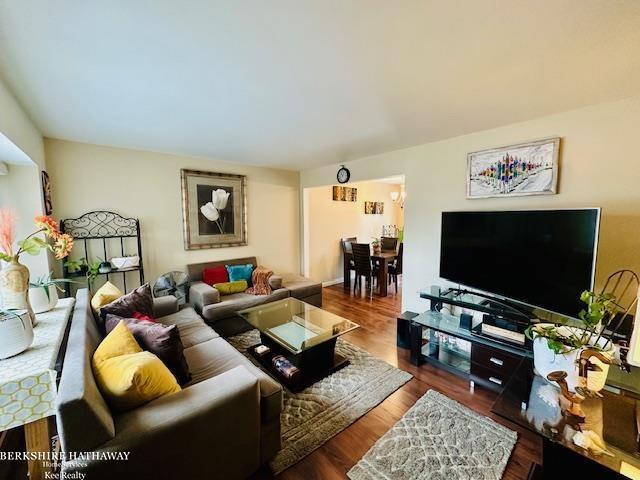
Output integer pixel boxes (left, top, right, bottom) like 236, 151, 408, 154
64, 257, 88, 275
371, 237, 381, 255
28, 273, 75, 314
526, 290, 617, 392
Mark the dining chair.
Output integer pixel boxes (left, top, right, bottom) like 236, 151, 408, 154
351, 243, 377, 298
388, 242, 403, 293
341, 237, 357, 282
381, 236, 398, 252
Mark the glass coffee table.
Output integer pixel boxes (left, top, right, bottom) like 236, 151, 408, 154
237, 298, 359, 391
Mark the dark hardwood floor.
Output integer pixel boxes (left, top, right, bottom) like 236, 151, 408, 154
262, 279, 542, 480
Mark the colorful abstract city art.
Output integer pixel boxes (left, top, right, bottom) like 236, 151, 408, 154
467, 137, 560, 199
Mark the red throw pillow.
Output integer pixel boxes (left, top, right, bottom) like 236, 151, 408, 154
203, 266, 229, 286
133, 311, 156, 323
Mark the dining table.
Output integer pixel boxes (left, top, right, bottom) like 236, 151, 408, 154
343, 250, 397, 297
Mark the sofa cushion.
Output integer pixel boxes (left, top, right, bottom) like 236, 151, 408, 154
268, 275, 283, 290
203, 265, 229, 286
226, 264, 254, 285
105, 315, 191, 385
214, 280, 248, 295
283, 275, 322, 300
200, 289, 289, 324
93, 320, 142, 365
101, 283, 154, 320
93, 351, 182, 412
184, 338, 282, 421
157, 307, 219, 348
91, 281, 124, 314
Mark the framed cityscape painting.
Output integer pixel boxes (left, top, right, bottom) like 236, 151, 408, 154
466, 137, 560, 199
181, 169, 247, 249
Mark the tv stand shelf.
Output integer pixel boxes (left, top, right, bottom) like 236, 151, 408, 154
410, 310, 532, 393
419, 288, 532, 321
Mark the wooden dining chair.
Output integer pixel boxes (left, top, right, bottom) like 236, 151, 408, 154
351, 243, 377, 297
341, 237, 357, 281
381, 236, 398, 252
388, 242, 403, 293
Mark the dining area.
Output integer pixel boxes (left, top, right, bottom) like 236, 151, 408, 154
341, 236, 403, 298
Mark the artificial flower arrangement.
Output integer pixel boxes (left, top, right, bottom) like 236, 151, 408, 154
0, 209, 74, 320
0, 209, 74, 263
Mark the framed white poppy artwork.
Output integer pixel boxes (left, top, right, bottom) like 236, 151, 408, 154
180, 169, 247, 249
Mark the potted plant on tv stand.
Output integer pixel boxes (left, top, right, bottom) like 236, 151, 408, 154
526, 290, 618, 393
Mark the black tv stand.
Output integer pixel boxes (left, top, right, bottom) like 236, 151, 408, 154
420, 287, 534, 322
411, 287, 533, 394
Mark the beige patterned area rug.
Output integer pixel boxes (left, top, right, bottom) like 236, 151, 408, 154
348, 389, 517, 480
227, 329, 413, 474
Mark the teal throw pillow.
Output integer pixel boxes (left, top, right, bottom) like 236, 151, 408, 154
226, 264, 254, 285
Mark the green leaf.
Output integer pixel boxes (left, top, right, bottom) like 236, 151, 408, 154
0, 252, 12, 262
17, 238, 45, 256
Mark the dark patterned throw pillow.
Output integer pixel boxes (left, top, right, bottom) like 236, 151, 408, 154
100, 283, 153, 321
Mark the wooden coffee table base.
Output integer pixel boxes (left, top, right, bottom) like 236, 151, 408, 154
248, 335, 350, 393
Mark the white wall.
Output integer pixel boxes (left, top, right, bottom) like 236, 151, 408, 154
305, 181, 403, 283
45, 139, 301, 287
301, 95, 640, 314
0, 77, 49, 277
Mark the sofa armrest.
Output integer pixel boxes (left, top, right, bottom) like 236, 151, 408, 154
152, 295, 179, 318
189, 281, 220, 313
268, 275, 283, 290
64, 366, 261, 479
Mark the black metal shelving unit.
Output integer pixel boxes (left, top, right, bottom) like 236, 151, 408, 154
61, 211, 145, 296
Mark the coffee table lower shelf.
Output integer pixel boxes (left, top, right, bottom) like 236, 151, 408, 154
248, 344, 350, 393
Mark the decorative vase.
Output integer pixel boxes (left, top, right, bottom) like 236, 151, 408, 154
29, 285, 59, 314
0, 310, 34, 359
0, 258, 35, 324
533, 323, 615, 392
372, 244, 381, 255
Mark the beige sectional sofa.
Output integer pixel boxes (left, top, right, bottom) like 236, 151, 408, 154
188, 257, 322, 336
56, 288, 282, 479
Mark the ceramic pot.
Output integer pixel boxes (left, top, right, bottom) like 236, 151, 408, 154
0, 258, 35, 324
0, 310, 34, 359
372, 245, 381, 255
29, 285, 59, 314
533, 323, 615, 392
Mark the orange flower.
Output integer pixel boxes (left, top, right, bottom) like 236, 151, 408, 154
53, 233, 73, 260
34, 215, 61, 239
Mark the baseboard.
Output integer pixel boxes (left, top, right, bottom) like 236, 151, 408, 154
322, 277, 344, 287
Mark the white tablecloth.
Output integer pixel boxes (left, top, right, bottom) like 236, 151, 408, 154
0, 298, 75, 431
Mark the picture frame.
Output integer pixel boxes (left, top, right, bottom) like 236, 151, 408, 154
466, 137, 560, 199
180, 169, 247, 249
364, 201, 384, 214
332, 186, 357, 202
41, 170, 53, 215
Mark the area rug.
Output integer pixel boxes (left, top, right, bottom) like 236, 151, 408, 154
347, 389, 517, 480
227, 329, 413, 474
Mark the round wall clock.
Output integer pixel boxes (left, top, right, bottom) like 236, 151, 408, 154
337, 165, 350, 184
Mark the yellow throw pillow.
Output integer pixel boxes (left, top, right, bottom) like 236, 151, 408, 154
93, 320, 142, 366
93, 351, 181, 411
213, 280, 248, 295
91, 281, 124, 314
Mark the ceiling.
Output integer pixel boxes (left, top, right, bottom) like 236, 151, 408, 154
1, 1, 640, 170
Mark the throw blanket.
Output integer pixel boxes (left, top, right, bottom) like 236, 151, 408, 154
246, 266, 273, 295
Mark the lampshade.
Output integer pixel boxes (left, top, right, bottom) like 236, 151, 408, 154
390, 191, 399, 202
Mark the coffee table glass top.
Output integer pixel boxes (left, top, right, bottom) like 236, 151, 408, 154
237, 298, 359, 354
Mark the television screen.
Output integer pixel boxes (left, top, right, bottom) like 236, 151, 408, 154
440, 209, 600, 318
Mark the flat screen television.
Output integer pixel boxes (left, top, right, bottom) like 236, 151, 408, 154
440, 209, 600, 318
